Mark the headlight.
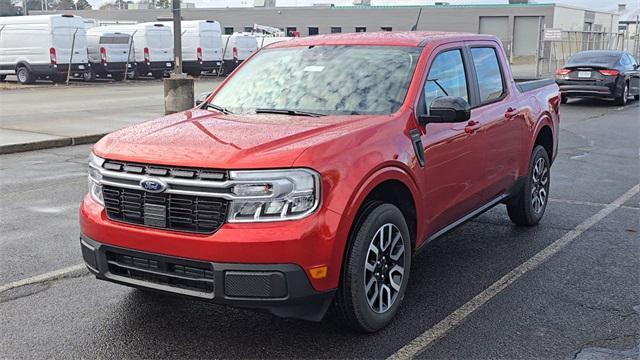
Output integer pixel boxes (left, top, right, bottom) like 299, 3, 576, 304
88, 153, 105, 206
227, 169, 320, 222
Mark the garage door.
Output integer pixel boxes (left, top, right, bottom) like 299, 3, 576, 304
513, 16, 542, 56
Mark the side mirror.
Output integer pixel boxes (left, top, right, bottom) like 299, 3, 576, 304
195, 92, 212, 106
419, 96, 471, 125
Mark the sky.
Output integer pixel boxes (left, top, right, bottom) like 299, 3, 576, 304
88, 0, 628, 12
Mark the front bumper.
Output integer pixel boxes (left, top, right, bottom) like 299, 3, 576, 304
81, 234, 335, 321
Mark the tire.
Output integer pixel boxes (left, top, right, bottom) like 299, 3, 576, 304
507, 145, 551, 226
16, 66, 35, 84
615, 81, 628, 106
332, 202, 411, 332
560, 96, 568, 104
82, 69, 95, 82
0, 74, 6, 82
152, 71, 164, 79
634, 94, 639, 101
187, 71, 201, 78
112, 72, 126, 81
51, 74, 67, 84
127, 69, 139, 80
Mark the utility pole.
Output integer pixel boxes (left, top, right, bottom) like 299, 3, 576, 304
172, 0, 182, 75
163, 0, 194, 114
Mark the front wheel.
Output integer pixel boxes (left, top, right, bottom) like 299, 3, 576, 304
507, 145, 550, 226
332, 202, 411, 332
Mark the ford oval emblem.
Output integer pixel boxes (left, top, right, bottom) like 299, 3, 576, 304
140, 178, 168, 193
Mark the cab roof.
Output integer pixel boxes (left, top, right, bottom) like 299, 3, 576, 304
268, 31, 497, 48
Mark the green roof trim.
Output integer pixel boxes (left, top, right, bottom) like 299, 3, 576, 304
334, 3, 556, 9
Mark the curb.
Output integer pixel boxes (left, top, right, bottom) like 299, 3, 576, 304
0, 133, 108, 155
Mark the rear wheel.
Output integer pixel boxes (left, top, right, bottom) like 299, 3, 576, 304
615, 81, 628, 106
0, 74, 6, 82
127, 68, 139, 80
152, 71, 164, 79
82, 69, 95, 82
16, 66, 35, 84
332, 202, 411, 332
560, 95, 568, 104
507, 145, 550, 226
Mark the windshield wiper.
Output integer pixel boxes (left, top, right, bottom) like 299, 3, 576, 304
255, 108, 325, 117
205, 103, 233, 114
427, 79, 449, 96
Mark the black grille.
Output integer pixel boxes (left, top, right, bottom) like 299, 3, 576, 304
102, 160, 227, 181
103, 185, 228, 234
106, 250, 214, 294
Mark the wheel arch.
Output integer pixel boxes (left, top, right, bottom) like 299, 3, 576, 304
331, 165, 422, 279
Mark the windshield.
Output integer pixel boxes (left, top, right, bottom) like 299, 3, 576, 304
209, 45, 422, 115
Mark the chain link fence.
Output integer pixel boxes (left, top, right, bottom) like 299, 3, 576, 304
535, 29, 640, 78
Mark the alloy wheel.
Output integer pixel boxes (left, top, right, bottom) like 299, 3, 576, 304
531, 157, 549, 213
364, 223, 406, 314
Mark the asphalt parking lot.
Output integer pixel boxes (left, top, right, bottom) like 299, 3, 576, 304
0, 96, 638, 359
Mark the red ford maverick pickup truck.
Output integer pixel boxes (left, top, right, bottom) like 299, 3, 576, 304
80, 32, 560, 332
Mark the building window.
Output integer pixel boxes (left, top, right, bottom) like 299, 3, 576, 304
244, 26, 253, 33
224, 27, 234, 35
381, 27, 392, 31
286, 27, 297, 37
355, 26, 366, 32
308, 27, 319, 36
330, 26, 342, 33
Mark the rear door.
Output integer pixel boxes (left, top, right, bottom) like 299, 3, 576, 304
235, 36, 257, 60
465, 41, 524, 199
623, 54, 640, 96
101, 35, 130, 63
199, 28, 217, 62
146, 27, 172, 62
418, 43, 487, 235
51, 24, 88, 64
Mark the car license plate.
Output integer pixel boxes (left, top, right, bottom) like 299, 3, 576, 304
78, 65, 85, 70
166, 62, 172, 67
578, 71, 591, 78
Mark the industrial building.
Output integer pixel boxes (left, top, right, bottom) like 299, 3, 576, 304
34, 2, 619, 64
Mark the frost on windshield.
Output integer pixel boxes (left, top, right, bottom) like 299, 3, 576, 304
212, 45, 421, 115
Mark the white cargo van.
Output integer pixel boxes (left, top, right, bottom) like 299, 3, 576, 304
256, 36, 293, 48
85, 28, 133, 81
163, 20, 222, 77
221, 33, 258, 75
102, 22, 174, 79
0, 14, 90, 84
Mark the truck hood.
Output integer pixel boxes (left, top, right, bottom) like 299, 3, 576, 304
94, 109, 383, 169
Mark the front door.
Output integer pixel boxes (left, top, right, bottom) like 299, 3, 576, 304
417, 45, 487, 236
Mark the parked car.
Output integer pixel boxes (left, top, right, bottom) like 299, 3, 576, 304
0, 14, 90, 84
85, 29, 133, 81
221, 33, 258, 74
162, 20, 223, 77
102, 22, 174, 79
555, 50, 640, 105
80, 32, 560, 332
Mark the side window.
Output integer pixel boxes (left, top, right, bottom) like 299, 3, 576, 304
470, 47, 505, 103
423, 49, 469, 109
620, 54, 630, 67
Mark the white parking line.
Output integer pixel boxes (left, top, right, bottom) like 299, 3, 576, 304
388, 184, 639, 360
0, 264, 87, 294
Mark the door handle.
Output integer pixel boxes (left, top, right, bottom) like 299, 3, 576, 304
505, 107, 519, 119
464, 120, 481, 134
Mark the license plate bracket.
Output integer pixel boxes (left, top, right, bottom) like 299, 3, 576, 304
578, 71, 591, 78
